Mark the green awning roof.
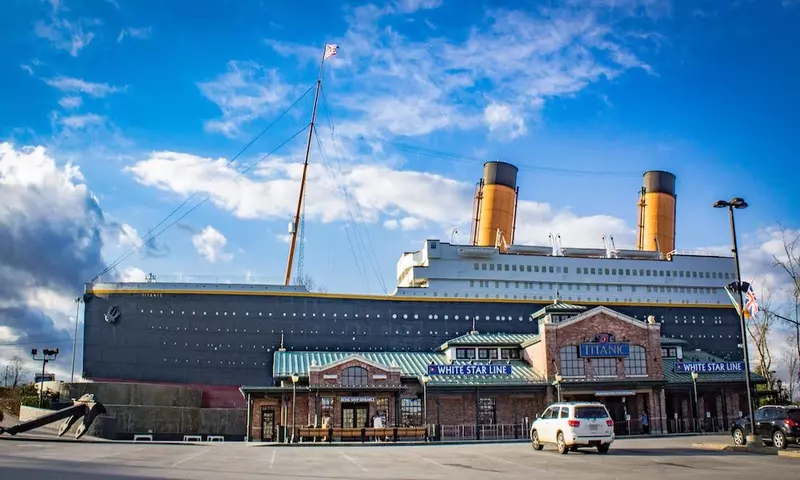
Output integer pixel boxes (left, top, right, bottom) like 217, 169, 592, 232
439, 332, 538, 350
531, 302, 587, 319
662, 350, 768, 385
273, 351, 546, 386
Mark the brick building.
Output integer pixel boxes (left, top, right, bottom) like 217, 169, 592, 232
240, 303, 766, 442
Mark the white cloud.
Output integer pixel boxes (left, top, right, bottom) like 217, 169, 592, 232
267, 2, 656, 142
117, 27, 152, 42
125, 149, 638, 250
33, 10, 100, 57
483, 103, 527, 140
120, 267, 148, 282
44, 76, 124, 97
393, 0, 443, 13
0, 142, 109, 370
58, 96, 83, 109
191, 226, 233, 263
60, 113, 106, 130
20, 64, 34, 75
197, 61, 293, 137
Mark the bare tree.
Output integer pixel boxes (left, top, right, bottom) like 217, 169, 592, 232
747, 286, 777, 389
771, 224, 800, 362
293, 273, 327, 293
783, 331, 799, 402
8, 355, 26, 387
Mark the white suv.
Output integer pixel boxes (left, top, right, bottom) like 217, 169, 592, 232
530, 402, 615, 454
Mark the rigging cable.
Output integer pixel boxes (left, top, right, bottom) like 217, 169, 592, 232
93, 83, 317, 282
319, 85, 387, 293
94, 125, 311, 282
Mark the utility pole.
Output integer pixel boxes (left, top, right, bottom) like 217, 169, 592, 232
71, 296, 83, 383
31, 348, 59, 409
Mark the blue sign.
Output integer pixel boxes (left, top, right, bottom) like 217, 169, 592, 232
674, 362, 745, 373
579, 343, 630, 358
427, 364, 512, 376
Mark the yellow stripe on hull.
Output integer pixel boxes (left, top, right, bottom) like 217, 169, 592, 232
87, 288, 734, 309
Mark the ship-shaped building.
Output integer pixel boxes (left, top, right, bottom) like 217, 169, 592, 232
82, 161, 741, 406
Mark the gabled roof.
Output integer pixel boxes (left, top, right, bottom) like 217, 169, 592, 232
551, 305, 647, 329
273, 351, 546, 386
531, 302, 587, 319
439, 332, 538, 350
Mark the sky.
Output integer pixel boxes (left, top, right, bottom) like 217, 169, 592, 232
1, 0, 799, 385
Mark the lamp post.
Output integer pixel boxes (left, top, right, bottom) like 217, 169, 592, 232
71, 296, 83, 383
554, 373, 563, 403
31, 348, 59, 408
291, 373, 299, 443
714, 197, 757, 441
776, 379, 783, 405
691, 371, 699, 432
421, 375, 430, 441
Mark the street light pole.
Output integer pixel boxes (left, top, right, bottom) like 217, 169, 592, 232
291, 373, 299, 443
31, 348, 59, 409
691, 371, 699, 432
421, 375, 430, 441
71, 296, 82, 383
555, 373, 563, 402
714, 197, 757, 442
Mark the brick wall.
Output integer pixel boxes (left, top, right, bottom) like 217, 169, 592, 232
309, 358, 402, 388
544, 309, 663, 381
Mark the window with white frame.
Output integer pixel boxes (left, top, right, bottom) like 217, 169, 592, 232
592, 357, 617, 376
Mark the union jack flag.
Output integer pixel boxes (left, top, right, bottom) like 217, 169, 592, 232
324, 44, 339, 60
744, 283, 759, 319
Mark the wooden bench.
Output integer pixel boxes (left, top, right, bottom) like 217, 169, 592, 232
395, 427, 426, 439
298, 427, 327, 442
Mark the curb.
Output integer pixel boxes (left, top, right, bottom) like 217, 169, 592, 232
777, 449, 800, 459
691, 443, 779, 455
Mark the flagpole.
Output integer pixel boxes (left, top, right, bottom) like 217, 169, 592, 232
284, 45, 330, 286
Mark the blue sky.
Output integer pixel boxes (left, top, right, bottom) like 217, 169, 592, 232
2, 0, 800, 374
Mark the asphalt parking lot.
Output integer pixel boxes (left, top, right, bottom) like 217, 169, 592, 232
0, 435, 796, 479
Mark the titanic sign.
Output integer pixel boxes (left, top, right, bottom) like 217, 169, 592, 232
579, 333, 630, 358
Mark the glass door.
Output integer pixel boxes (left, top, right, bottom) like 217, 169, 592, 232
261, 408, 275, 441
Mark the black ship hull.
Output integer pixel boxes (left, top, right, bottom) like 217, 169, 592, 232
82, 291, 742, 389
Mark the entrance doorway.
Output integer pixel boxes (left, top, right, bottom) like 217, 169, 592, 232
341, 403, 369, 428
260, 408, 275, 441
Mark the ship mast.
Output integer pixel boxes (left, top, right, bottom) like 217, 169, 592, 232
284, 44, 339, 286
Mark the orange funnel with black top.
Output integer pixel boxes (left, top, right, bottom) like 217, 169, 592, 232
636, 170, 676, 255
475, 161, 519, 249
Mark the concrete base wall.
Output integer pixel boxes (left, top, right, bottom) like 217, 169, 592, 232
61, 382, 203, 408
18, 406, 60, 431
96, 405, 245, 440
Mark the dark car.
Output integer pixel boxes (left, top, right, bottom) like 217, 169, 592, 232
731, 405, 800, 449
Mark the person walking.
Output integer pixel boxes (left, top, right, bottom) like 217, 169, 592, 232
641, 411, 650, 434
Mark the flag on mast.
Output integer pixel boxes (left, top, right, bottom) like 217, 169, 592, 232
324, 44, 339, 60
743, 282, 759, 319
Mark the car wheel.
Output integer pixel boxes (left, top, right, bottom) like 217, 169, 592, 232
531, 430, 543, 451
597, 444, 610, 454
772, 430, 787, 450
557, 432, 569, 455
732, 428, 746, 446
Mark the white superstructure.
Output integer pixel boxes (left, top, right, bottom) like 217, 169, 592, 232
394, 238, 736, 306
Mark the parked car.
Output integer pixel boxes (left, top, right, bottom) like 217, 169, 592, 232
530, 402, 615, 454
730, 404, 800, 449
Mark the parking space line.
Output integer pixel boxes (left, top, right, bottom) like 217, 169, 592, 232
171, 447, 210, 466
422, 456, 447, 468
482, 454, 548, 472
269, 449, 276, 469
341, 451, 368, 472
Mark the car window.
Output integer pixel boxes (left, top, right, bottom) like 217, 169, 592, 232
754, 408, 768, 421
574, 406, 609, 419
540, 407, 552, 419
550, 408, 561, 419
787, 409, 800, 421
560, 407, 569, 418
761, 407, 777, 420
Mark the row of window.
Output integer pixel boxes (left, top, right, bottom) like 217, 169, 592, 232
468, 280, 720, 296
472, 262, 732, 281
559, 345, 648, 377
454, 347, 522, 360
